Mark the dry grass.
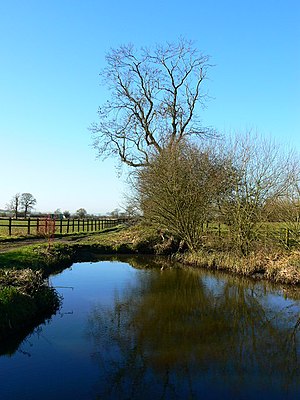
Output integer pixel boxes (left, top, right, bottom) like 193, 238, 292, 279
0, 268, 61, 339
81, 224, 300, 285
0, 268, 45, 295
179, 249, 300, 285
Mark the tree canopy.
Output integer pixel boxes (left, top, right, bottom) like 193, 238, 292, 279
20, 193, 36, 218
91, 38, 213, 167
76, 208, 88, 218
6, 193, 36, 218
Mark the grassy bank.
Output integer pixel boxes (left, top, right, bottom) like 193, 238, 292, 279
0, 243, 75, 273
0, 240, 76, 343
0, 269, 61, 344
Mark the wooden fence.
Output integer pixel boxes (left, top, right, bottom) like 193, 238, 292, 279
0, 217, 127, 237
201, 222, 298, 249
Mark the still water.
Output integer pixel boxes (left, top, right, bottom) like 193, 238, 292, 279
1, 256, 300, 399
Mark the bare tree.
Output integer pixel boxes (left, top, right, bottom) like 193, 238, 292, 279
90, 38, 214, 167
20, 193, 36, 218
121, 200, 141, 220
136, 141, 230, 251
7, 193, 21, 219
220, 132, 298, 254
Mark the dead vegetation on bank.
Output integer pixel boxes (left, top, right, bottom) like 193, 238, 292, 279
0, 268, 61, 340
78, 224, 300, 286
178, 249, 300, 286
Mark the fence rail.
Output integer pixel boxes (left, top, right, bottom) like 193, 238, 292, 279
0, 217, 127, 237
201, 222, 299, 249
1, 218, 296, 248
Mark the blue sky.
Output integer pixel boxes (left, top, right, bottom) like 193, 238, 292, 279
0, 0, 299, 214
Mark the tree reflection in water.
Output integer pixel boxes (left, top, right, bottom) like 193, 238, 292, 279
85, 263, 300, 399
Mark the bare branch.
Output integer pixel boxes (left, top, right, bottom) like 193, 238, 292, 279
90, 38, 213, 167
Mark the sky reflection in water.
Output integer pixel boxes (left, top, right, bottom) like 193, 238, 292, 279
0, 256, 300, 399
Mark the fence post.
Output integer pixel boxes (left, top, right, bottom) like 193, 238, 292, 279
36, 218, 40, 234
67, 219, 70, 234
60, 219, 63, 234
8, 217, 12, 236
285, 228, 290, 248
27, 218, 31, 235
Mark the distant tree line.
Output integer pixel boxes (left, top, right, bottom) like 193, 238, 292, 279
1, 201, 131, 220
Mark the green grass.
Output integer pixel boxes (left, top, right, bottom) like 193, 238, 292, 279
0, 243, 75, 273
0, 245, 49, 269
0, 226, 131, 274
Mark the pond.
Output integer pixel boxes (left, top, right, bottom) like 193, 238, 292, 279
0, 255, 300, 399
